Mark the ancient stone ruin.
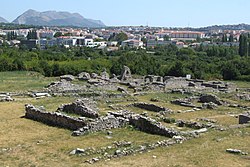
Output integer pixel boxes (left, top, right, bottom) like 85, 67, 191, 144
60, 75, 75, 81
72, 115, 129, 136
239, 113, 250, 124
108, 110, 180, 138
144, 75, 163, 84
120, 66, 132, 81
25, 104, 86, 130
202, 102, 218, 109
19, 66, 249, 165
171, 99, 196, 108
57, 99, 99, 119
199, 94, 223, 105
78, 72, 91, 81
24, 102, 181, 139
46, 80, 85, 93
100, 69, 110, 80
132, 102, 169, 112
0, 94, 14, 102
129, 115, 179, 138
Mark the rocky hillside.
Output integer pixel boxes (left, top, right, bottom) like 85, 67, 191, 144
12, 9, 105, 28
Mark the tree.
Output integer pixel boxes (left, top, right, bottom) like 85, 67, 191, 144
27, 30, 38, 40
52, 63, 61, 76
222, 62, 240, 80
239, 34, 248, 56
54, 32, 63, 38
229, 34, 234, 42
12, 58, 25, 70
109, 32, 128, 44
6, 31, 17, 41
196, 36, 201, 42
248, 42, 250, 57
222, 34, 227, 42
168, 61, 185, 77
164, 35, 170, 41
39, 60, 52, 77
141, 37, 147, 46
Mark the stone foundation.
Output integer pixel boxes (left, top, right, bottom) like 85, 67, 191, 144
58, 99, 99, 118
25, 104, 86, 130
72, 115, 129, 136
129, 115, 179, 138
109, 111, 179, 138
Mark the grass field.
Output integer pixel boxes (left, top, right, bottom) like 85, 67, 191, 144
0, 71, 56, 92
0, 71, 250, 167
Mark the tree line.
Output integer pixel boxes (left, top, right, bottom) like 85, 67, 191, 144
0, 41, 250, 81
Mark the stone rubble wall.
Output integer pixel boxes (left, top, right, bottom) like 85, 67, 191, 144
199, 94, 223, 105
171, 99, 196, 108
60, 75, 75, 81
175, 119, 213, 129
72, 115, 129, 136
164, 77, 188, 88
25, 104, 87, 130
58, 99, 99, 119
132, 102, 168, 112
109, 111, 179, 138
72, 110, 179, 138
144, 75, 163, 84
129, 115, 179, 138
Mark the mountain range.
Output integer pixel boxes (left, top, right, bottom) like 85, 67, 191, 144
11, 9, 105, 27
0, 16, 8, 23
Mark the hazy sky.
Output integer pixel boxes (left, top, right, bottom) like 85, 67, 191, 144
1, 0, 249, 27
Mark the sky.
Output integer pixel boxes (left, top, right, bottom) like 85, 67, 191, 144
0, 0, 249, 27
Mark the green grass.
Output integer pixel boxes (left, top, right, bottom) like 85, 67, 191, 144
28, 96, 76, 111
228, 80, 250, 88
0, 71, 56, 92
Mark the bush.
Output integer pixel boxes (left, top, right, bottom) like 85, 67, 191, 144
163, 117, 176, 123
237, 75, 250, 81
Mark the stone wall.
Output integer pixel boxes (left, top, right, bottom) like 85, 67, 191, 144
129, 115, 179, 138
72, 115, 129, 136
144, 75, 163, 84
164, 77, 188, 88
132, 102, 168, 112
171, 99, 196, 108
58, 99, 99, 118
25, 104, 86, 130
109, 111, 179, 138
239, 114, 250, 124
175, 119, 212, 129
199, 94, 223, 105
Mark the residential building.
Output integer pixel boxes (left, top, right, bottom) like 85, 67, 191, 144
147, 40, 174, 48
121, 39, 143, 48
170, 31, 205, 40
39, 31, 55, 39
20, 39, 39, 49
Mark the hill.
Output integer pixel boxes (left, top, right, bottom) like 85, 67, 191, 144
0, 16, 8, 23
12, 9, 105, 28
